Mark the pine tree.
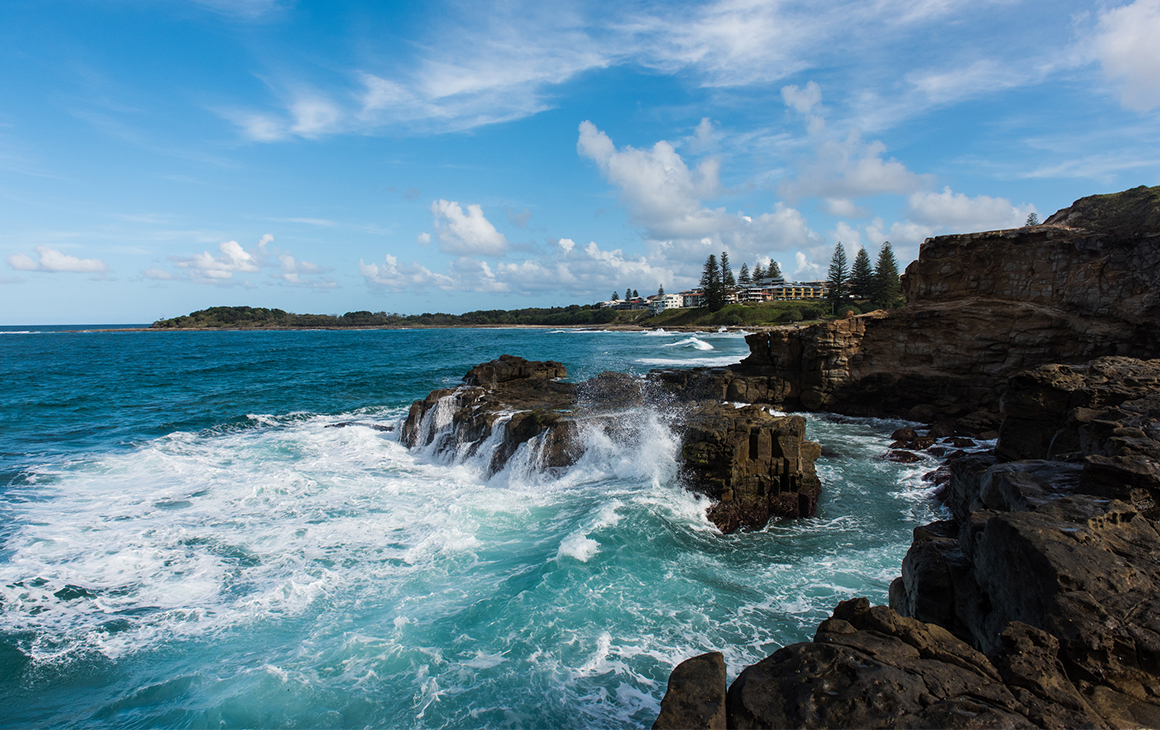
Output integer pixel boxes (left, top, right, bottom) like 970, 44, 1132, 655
752, 262, 765, 281
632, 289, 639, 299
873, 241, 902, 309
825, 242, 849, 314
738, 263, 751, 286
625, 288, 631, 301
700, 254, 725, 311
611, 291, 619, 301
850, 246, 874, 299
767, 259, 782, 280
1025, 212, 1040, 227
658, 284, 665, 296
720, 251, 736, 290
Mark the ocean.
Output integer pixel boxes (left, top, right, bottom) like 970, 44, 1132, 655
0, 326, 944, 728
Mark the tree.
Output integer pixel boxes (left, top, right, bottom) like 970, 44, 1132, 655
658, 284, 665, 296
872, 241, 902, 309
1025, 212, 1040, 227
825, 242, 849, 314
737, 263, 751, 286
850, 246, 875, 299
699, 254, 725, 311
632, 289, 639, 299
720, 251, 736, 290
767, 259, 782, 280
625, 288, 631, 301
752, 262, 766, 281
611, 291, 619, 301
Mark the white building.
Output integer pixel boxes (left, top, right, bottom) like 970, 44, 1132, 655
648, 293, 684, 314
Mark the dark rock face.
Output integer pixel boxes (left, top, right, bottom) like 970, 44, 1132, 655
723, 186, 1160, 425
653, 652, 727, 730
885, 357, 1160, 728
727, 598, 1042, 730
680, 404, 821, 533
401, 355, 822, 532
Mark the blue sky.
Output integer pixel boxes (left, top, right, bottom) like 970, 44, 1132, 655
2, 0, 1159, 324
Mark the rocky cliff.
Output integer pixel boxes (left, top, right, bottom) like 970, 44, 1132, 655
657, 356, 1160, 729
401, 355, 821, 533
725, 185, 1160, 426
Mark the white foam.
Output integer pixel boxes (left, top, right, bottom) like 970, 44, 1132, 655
556, 533, 600, 562
636, 355, 744, 368
661, 336, 714, 351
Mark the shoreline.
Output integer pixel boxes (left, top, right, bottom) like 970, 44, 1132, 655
45, 323, 790, 334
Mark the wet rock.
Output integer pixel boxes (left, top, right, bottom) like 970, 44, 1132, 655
652, 652, 727, 730
726, 599, 1034, 730
404, 356, 823, 532
680, 403, 822, 533
882, 450, 923, 463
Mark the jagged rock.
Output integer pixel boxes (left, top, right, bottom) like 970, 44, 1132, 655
725, 186, 1160, 424
996, 356, 1160, 462
403, 356, 823, 532
652, 652, 727, 730
726, 598, 1035, 729
888, 358, 1160, 726
680, 403, 822, 533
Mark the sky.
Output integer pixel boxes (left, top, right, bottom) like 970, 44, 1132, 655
2, 0, 1159, 324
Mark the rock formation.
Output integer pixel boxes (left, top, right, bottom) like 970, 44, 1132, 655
721, 185, 1160, 426
655, 187, 1160, 728
657, 357, 1160, 729
401, 355, 821, 532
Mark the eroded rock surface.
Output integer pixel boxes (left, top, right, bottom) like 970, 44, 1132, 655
722, 186, 1160, 425
401, 355, 822, 532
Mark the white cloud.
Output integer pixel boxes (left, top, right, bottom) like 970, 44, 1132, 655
1091, 0, 1160, 111
162, 234, 333, 287
781, 81, 821, 114
359, 254, 456, 291
821, 198, 868, 217
906, 187, 1033, 231
289, 96, 343, 137
431, 200, 508, 256
222, 0, 1012, 140
7, 245, 109, 273
907, 59, 1038, 106
578, 121, 824, 270
794, 251, 822, 279
781, 128, 932, 201
360, 238, 676, 298
417, 232, 431, 245
832, 221, 862, 249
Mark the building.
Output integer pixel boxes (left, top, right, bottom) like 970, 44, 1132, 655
648, 293, 684, 314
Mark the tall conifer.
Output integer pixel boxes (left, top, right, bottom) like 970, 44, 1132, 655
699, 254, 725, 311
873, 242, 902, 308
738, 263, 751, 286
850, 246, 874, 299
720, 251, 736, 290
825, 242, 849, 313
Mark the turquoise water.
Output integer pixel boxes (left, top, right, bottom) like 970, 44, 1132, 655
0, 327, 942, 728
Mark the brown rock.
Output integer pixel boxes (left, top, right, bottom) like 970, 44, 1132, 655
653, 652, 727, 730
681, 403, 822, 532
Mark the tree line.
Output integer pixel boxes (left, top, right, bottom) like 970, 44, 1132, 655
825, 241, 901, 313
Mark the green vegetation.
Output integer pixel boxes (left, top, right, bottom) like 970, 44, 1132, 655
152, 304, 618, 329
151, 300, 838, 331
